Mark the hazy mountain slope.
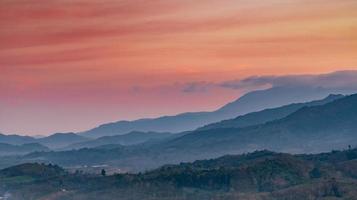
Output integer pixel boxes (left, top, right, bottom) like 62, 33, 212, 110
157, 93, 357, 160
0, 133, 89, 150
0, 143, 49, 156
82, 86, 352, 138
65, 131, 171, 150
7, 93, 357, 171
198, 94, 344, 131
215, 86, 352, 117
37, 133, 89, 149
0, 133, 36, 145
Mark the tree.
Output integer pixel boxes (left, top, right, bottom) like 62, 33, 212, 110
309, 167, 321, 179
101, 169, 106, 176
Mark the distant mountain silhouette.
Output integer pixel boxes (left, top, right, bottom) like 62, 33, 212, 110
82, 86, 354, 138
0, 143, 49, 156
198, 94, 344, 131
0, 133, 36, 145
64, 131, 171, 150
68, 94, 344, 150
15, 93, 357, 171
37, 132, 89, 149
0, 132, 89, 150
155, 93, 357, 162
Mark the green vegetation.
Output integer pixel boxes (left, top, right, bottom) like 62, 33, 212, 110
1, 149, 357, 200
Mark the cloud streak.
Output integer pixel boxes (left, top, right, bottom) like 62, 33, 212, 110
220, 70, 357, 90
182, 70, 357, 93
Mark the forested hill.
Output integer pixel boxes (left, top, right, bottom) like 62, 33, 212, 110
1, 148, 357, 200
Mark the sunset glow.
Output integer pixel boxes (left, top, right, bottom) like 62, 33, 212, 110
1, 0, 357, 135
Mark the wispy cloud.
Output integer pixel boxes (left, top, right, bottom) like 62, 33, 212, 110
181, 70, 357, 93
181, 82, 215, 93
220, 70, 357, 90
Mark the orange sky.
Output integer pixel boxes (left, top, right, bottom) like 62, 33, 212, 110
1, 0, 357, 135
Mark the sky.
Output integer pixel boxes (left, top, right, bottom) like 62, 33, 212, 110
1, 0, 357, 135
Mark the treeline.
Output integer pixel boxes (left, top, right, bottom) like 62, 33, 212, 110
1, 148, 357, 200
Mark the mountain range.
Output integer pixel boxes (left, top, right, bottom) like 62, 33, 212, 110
197, 94, 344, 130
4, 93, 356, 171
36, 132, 89, 149
0, 133, 36, 145
0, 143, 49, 156
81, 86, 354, 138
2, 86, 349, 149
64, 131, 172, 150
153, 93, 357, 162
0, 132, 89, 150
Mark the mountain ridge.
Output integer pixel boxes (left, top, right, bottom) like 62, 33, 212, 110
81, 86, 353, 138
64, 131, 172, 150
197, 94, 344, 131
8, 93, 357, 171
0, 143, 49, 156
